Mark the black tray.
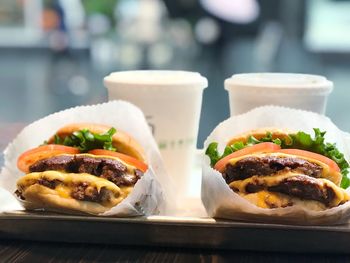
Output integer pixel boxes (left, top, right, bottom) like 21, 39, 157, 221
1, 210, 350, 253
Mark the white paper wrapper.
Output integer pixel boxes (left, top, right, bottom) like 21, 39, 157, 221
0, 100, 173, 216
202, 105, 350, 225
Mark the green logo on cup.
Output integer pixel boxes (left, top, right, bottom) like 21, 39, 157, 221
158, 138, 195, 150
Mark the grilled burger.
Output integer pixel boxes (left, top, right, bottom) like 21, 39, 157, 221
15, 123, 148, 214
205, 128, 350, 210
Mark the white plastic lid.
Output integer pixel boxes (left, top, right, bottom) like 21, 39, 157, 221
225, 73, 333, 94
104, 70, 208, 89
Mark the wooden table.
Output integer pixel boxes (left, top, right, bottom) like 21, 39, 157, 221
1, 239, 350, 262
1, 123, 350, 262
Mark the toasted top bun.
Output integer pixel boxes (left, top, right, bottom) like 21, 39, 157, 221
47, 123, 146, 162
226, 127, 295, 146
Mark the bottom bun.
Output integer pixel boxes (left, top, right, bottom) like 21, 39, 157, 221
21, 184, 114, 214
17, 171, 133, 215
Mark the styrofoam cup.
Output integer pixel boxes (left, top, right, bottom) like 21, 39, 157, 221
225, 73, 333, 115
104, 70, 207, 195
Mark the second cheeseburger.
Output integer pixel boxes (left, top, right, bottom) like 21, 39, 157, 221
206, 128, 350, 210
15, 123, 148, 214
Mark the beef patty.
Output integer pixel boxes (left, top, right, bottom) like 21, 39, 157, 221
223, 156, 322, 184
243, 176, 336, 207
70, 181, 114, 203
29, 155, 142, 187
269, 176, 336, 206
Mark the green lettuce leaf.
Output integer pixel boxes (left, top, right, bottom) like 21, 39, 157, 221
51, 127, 117, 152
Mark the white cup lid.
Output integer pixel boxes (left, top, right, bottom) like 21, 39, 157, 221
104, 70, 208, 89
225, 73, 333, 93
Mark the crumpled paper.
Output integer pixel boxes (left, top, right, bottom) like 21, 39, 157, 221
0, 100, 174, 216
201, 105, 350, 225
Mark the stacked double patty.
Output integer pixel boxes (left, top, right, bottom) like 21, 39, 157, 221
16, 155, 142, 203
223, 155, 336, 207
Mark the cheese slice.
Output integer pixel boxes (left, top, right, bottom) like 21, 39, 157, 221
226, 152, 341, 186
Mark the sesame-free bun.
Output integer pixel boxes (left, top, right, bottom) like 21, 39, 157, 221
47, 123, 146, 162
226, 127, 294, 146
20, 184, 111, 215
17, 170, 133, 215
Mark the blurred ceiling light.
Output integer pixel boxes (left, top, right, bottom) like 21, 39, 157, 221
148, 43, 173, 67
194, 17, 220, 44
200, 0, 259, 24
68, 75, 90, 96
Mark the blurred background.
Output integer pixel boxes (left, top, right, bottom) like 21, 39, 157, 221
1, 0, 350, 147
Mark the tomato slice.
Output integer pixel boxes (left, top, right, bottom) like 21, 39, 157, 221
17, 145, 80, 173
277, 149, 340, 172
214, 142, 281, 172
88, 149, 148, 173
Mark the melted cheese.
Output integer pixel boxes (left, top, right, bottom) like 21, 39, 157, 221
241, 191, 328, 210
227, 152, 341, 185
241, 190, 291, 209
17, 171, 133, 206
230, 172, 349, 207
55, 185, 71, 198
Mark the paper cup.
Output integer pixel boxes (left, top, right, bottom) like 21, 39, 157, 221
104, 71, 207, 196
225, 73, 333, 115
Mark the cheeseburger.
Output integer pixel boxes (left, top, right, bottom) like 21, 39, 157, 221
15, 123, 148, 214
206, 128, 350, 210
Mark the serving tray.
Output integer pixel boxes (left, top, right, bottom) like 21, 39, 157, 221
2, 153, 350, 254
1, 210, 350, 253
